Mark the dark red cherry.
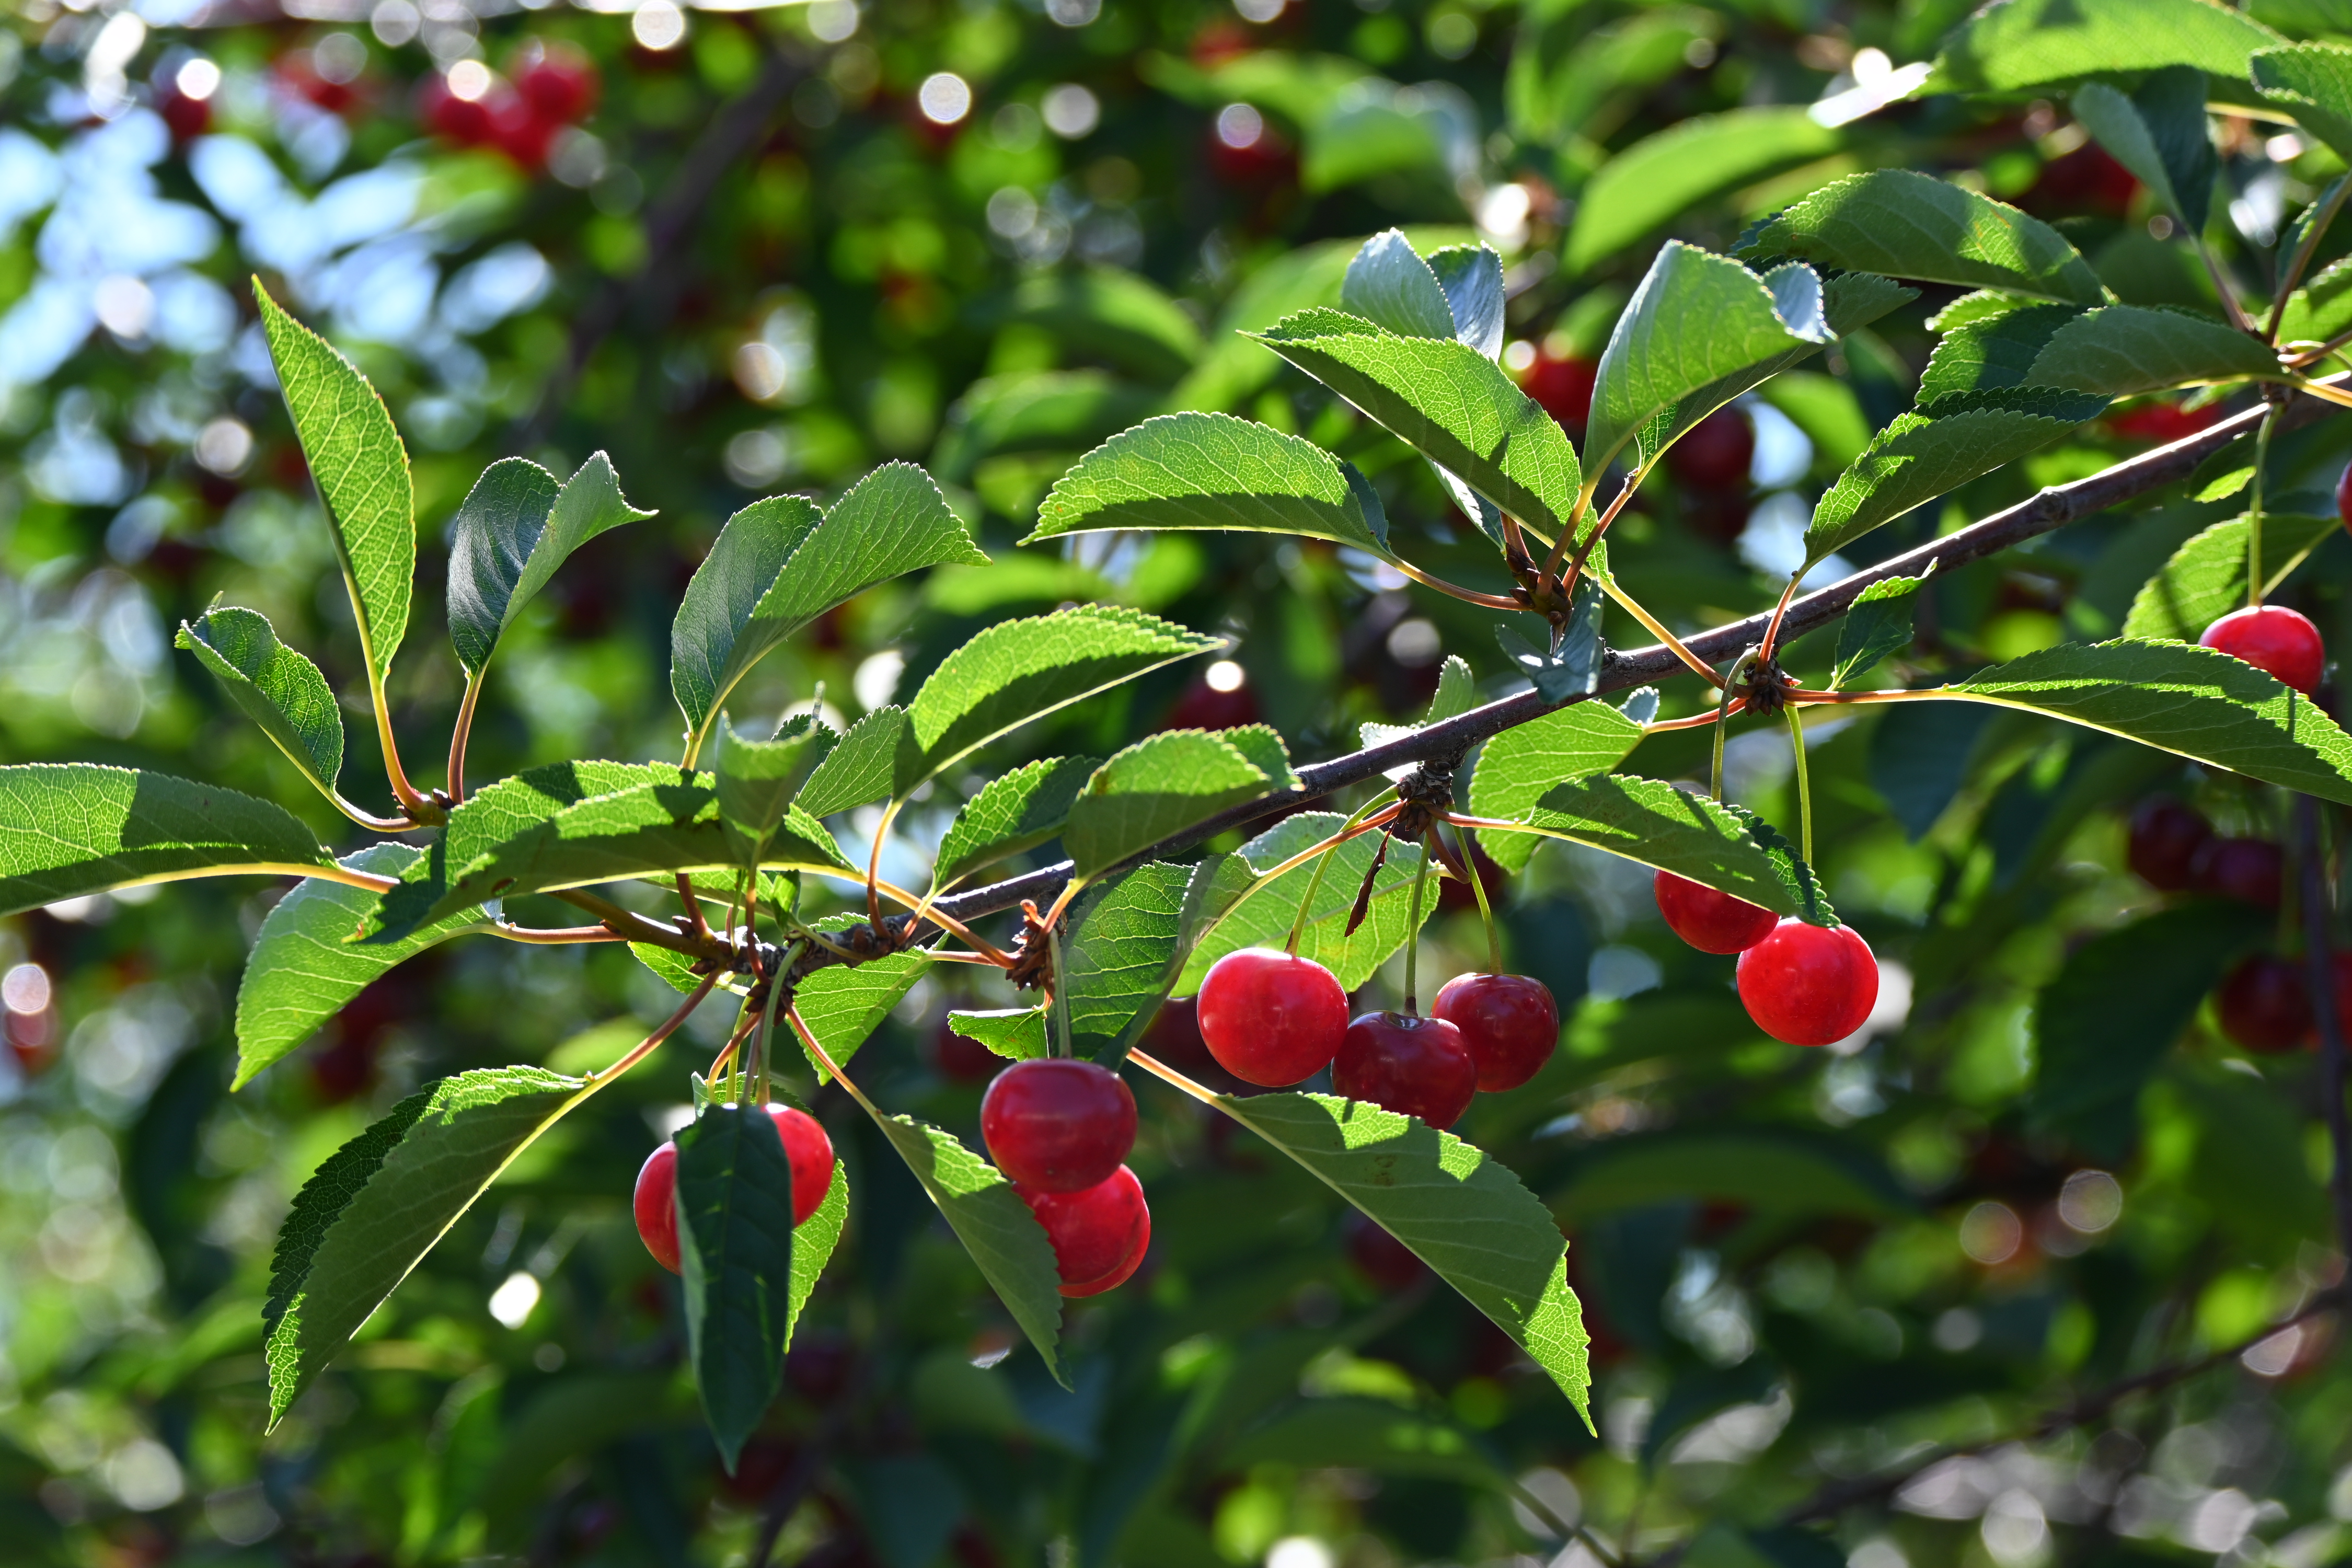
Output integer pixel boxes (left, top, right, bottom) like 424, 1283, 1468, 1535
634, 1142, 682, 1272
1196, 947, 1349, 1087
2339, 459, 2352, 532
1666, 407, 1754, 492
1332, 1011, 1478, 1129
633, 1104, 835, 1272
1018, 1166, 1150, 1298
2201, 605, 2326, 695
930, 1016, 1000, 1083
513, 42, 598, 121
1654, 870, 1779, 953
2127, 797, 2212, 891
2217, 954, 2311, 1053
1429, 972, 1558, 1091
1736, 919, 1879, 1046
2190, 836, 2284, 908
1520, 350, 1596, 431
981, 1058, 1136, 1193
1345, 1210, 1425, 1290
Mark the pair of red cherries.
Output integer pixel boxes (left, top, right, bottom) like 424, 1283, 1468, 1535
1653, 873, 1880, 1046
1191, 949, 1559, 1129
634, 1104, 837, 1273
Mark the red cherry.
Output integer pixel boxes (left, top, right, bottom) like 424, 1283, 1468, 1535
1520, 351, 1596, 430
1736, 919, 1879, 1046
1018, 1166, 1150, 1298
1429, 972, 1557, 1092
1345, 1210, 1425, 1290
2331, 952, 2352, 1041
1196, 947, 1348, 1087
155, 82, 211, 141
981, 1058, 1137, 1193
1666, 407, 1754, 492
2190, 836, 2284, 908
2339, 460, 2352, 531
513, 42, 598, 122
1162, 675, 1259, 731
1332, 1011, 1478, 1129
420, 75, 494, 146
2127, 797, 2212, 891
633, 1105, 835, 1272
489, 92, 559, 171
2216, 954, 2311, 1053
2200, 605, 2326, 695
930, 1016, 1000, 1082
1654, 870, 1779, 954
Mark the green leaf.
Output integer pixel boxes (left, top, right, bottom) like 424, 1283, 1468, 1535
0, 764, 331, 917
1832, 571, 1930, 688
672, 463, 987, 764
1496, 579, 1606, 704
906, 606, 1219, 784
1065, 733, 1273, 882
933, 371, 1160, 486
176, 607, 345, 801
793, 951, 932, 1082
933, 756, 1099, 889
234, 843, 487, 1089
1739, 171, 2107, 307
949, 1007, 1049, 1062
2031, 902, 2270, 1159
2255, 42, 2352, 162
1212, 1092, 1591, 1426
1806, 388, 2109, 564
1363, 654, 1478, 748
1917, 304, 2083, 402
1565, 108, 1843, 276
1064, 861, 1193, 1062
999, 268, 1204, 384
1340, 228, 1456, 340
1927, 0, 2281, 94
714, 713, 837, 856
253, 283, 414, 686
872, 1114, 1066, 1385
1944, 639, 2352, 803
1027, 413, 1391, 555
2022, 305, 2284, 397
2072, 72, 2216, 234
448, 452, 650, 678
1511, 774, 1827, 922
788, 1157, 849, 1349
800, 707, 921, 818
1177, 815, 1435, 994
631, 940, 723, 997
2121, 513, 2341, 641
1466, 702, 1646, 873
2277, 255, 2352, 349
1250, 310, 1584, 545
1584, 244, 1834, 478
675, 1103, 801, 1471
1428, 244, 1506, 358
265, 1066, 586, 1426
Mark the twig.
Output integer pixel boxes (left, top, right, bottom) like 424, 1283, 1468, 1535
490, 921, 626, 944
552, 887, 729, 961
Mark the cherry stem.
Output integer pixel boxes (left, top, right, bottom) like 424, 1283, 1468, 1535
1785, 702, 1813, 866
677, 873, 712, 942
1384, 556, 1523, 610
1556, 470, 1640, 585
753, 949, 789, 1106
786, 1002, 881, 1118
1047, 925, 1075, 1059
870, 877, 1015, 965
1710, 650, 1756, 804
1758, 573, 1803, 664
1127, 1047, 1220, 1108
446, 668, 485, 807
552, 887, 719, 960
2249, 401, 2279, 609
1644, 700, 1747, 735
1401, 828, 1433, 1015
583, 973, 718, 1088
1449, 821, 1502, 974
864, 798, 903, 933
712, 1000, 760, 1102
1284, 796, 1400, 956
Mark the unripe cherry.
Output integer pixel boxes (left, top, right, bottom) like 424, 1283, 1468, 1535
1196, 947, 1348, 1087
2200, 605, 2326, 695
1018, 1165, 1150, 1298
1654, 870, 1779, 953
1429, 972, 1558, 1091
1331, 1011, 1478, 1129
632, 1104, 835, 1273
1735, 919, 1878, 1047
2127, 797, 2212, 891
981, 1058, 1136, 1193
2216, 953, 2311, 1053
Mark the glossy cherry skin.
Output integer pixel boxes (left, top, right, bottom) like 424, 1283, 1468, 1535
1196, 947, 1349, 1087
2190, 836, 2284, 908
1654, 870, 1780, 954
1736, 920, 1880, 1047
1430, 972, 1558, 1091
1018, 1165, 1150, 1298
2217, 954, 2312, 1053
633, 1105, 835, 1273
2339, 457, 2352, 532
2127, 797, 2212, 891
2200, 605, 2326, 695
981, 1058, 1136, 1193
1332, 1011, 1479, 1129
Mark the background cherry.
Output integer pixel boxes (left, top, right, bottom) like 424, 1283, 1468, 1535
1736, 920, 1879, 1046
2190, 836, 2283, 907
1666, 407, 1754, 491
1654, 870, 1779, 953
1018, 1166, 1149, 1297
1345, 1211, 1425, 1290
2216, 954, 2311, 1052
1430, 972, 1558, 1091
1196, 947, 1348, 1086
1332, 1011, 1478, 1128
2339, 457, 2352, 529
2200, 604, 2326, 695
2127, 797, 2212, 891
981, 1058, 1136, 1192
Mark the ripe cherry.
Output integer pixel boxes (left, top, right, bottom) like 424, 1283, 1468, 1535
2190, 836, 2284, 908
1667, 407, 1754, 492
1196, 947, 1349, 1087
2127, 797, 2212, 891
1520, 350, 1597, 431
633, 1104, 836, 1273
1332, 1011, 1478, 1129
2216, 954, 2311, 1053
1430, 972, 1558, 1091
1018, 1165, 1150, 1298
2339, 458, 2352, 532
513, 41, 598, 122
2200, 605, 2326, 695
1654, 870, 1779, 954
1736, 919, 1879, 1047
981, 1058, 1136, 1193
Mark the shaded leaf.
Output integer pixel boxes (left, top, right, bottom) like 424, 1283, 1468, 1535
1064, 861, 1193, 1063
934, 755, 1099, 889
2023, 305, 2282, 397
714, 713, 837, 856
1832, 570, 1930, 688
2073, 72, 2216, 234
1511, 774, 1829, 922
448, 452, 650, 677
1363, 654, 1478, 748
1927, 0, 2281, 95
1466, 702, 1646, 872
2277, 254, 2352, 349
1565, 108, 1842, 275
1177, 815, 1434, 993
676, 1103, 802, 1471
1916, 303, 2082, 402
1494, 579, 1605, 703
1739, 170, 2106, 306
177, 606, 345, 801
0, 764, 330, 917
2123, 513, 2341, 641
